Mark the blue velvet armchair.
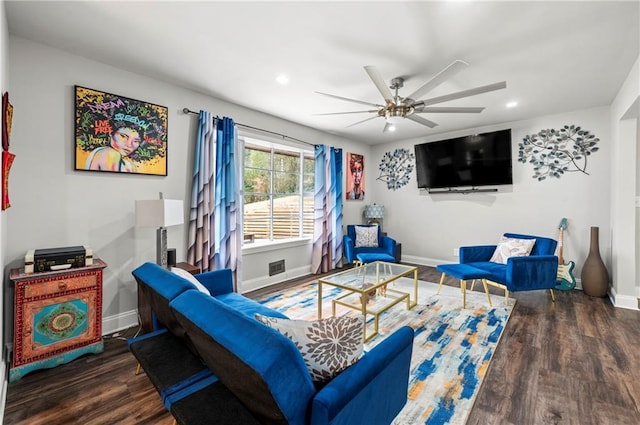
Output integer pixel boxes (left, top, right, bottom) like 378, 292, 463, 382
459, 232, 559, 303
344, 224, 397, 264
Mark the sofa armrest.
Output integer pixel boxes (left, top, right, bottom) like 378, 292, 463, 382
195, 268, 234, 296
310, 326, 414, 425
459, 245, 496, 263
343, 236, 356, 264
380, 236, 397, 258
506, 255, 559, 291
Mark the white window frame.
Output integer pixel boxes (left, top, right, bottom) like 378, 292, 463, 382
240, 132, 314, 247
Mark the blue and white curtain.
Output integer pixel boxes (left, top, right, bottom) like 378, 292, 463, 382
187, 111, 242, 289
311, 145, 343, 274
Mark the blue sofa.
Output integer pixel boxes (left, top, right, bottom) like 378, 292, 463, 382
343, 224, 397, 264
130, 262, 415, 425
457, 233, 559, 301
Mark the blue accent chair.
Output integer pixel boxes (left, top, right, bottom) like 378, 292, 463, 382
344, 224, 397, 264
451, 232, 559, 304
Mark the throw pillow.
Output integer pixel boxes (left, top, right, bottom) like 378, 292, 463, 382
171, 267, 210, 295
489, 236, 537, 264
354, 225, 379, 248
254, 314, 363, 383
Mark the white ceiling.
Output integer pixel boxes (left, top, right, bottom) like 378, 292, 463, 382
5, 1, 639, 145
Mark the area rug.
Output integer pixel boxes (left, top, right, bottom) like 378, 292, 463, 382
254, 278, 514, 425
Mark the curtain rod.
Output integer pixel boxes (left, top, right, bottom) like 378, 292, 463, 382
182, 108, 316, 147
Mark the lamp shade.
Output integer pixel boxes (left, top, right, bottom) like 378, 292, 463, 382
364, 204, 384, 219
135, 199, 184, 228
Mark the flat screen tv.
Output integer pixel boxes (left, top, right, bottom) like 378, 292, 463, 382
414, 129, 513, 190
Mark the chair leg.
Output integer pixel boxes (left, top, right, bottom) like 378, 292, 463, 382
549, 289, 556, 302
172, 420, 177, 425
470, 279, 476, 291
482, 279, 492, 306
505, 288, 510, 306
135, 363, 141, 375
461, 280, 467, 309
437, 272, 446, 294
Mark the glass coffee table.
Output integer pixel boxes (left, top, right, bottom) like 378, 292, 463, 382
317, 261, 418, 341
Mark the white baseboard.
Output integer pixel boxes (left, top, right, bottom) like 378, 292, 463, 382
609, 286, 639, 310
101, 309, 139, 336
401, 254, 443, 267
240, 265, 312, 294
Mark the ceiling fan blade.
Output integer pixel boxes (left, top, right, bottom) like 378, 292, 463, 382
406, 60, 469, 101
364, 66, 394, 103
407, 115, 438, 128
415, 106, 485, 114
315, 91, 382, 108
416, 81, 507, 107
345, 115, 380, 128
314, 110, 379, 116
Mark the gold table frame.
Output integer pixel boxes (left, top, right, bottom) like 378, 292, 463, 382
317, 261, 418, 342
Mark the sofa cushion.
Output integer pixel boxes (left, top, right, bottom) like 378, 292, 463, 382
354, 225, 379, 248
216, 292, 288, 320
489, 236, 536, 264
170, 290, 315, 425
355, 252, 396, 264
466, 261, 508, 284
171, 267, 210, 295
255, 314, 363, 383
504, 232, 557, 256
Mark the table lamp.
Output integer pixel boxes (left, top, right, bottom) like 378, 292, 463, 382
364, 203, 384, 229
135, 193, 184, 268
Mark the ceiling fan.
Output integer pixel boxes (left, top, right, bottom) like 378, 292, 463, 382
315, 60, 507, 132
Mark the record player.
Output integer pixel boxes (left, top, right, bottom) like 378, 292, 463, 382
24, 245, 93, 274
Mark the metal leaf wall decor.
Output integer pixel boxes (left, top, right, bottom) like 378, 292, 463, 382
377, 148, 415, 190
518, 124, 600, 181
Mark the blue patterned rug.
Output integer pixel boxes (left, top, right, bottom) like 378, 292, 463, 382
254, 278, 513, 425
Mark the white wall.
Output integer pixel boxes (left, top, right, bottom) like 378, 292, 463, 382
7, 36, 368, 331
1, 0, 9, 419
369, 107, 612, 283
6, 34, 638, 343
610, 55, 640, 309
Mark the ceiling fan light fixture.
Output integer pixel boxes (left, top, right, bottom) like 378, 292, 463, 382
386, 115, 404, 124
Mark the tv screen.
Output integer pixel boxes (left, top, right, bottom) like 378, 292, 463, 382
414, 129, 513, 190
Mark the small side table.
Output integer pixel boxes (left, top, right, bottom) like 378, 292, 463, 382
137, 262, 200, 333
175, 262, 201, 275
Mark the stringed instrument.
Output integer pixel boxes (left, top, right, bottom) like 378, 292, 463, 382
556, 218, 576, 290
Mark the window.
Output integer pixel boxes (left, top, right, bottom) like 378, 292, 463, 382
242, 136, 314, 243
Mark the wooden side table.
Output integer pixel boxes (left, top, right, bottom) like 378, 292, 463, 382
9, 259, 107, 382
175, 262, 201, 275
137, 262, 201, 333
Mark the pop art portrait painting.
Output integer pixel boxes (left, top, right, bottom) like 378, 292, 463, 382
346, 152, 365, 200
74, 86, 168, 176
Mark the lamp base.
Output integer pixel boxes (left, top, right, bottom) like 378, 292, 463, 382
367, 219, 382, 231
156, 227, 168, 268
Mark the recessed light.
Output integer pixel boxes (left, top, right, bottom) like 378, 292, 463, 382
276, 74, 289, 85
506, 101, 518, 108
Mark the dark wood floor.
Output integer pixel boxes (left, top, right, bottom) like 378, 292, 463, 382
4, 264, 640, 425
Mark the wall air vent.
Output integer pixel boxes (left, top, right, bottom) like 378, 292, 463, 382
269, 260, 285, 276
